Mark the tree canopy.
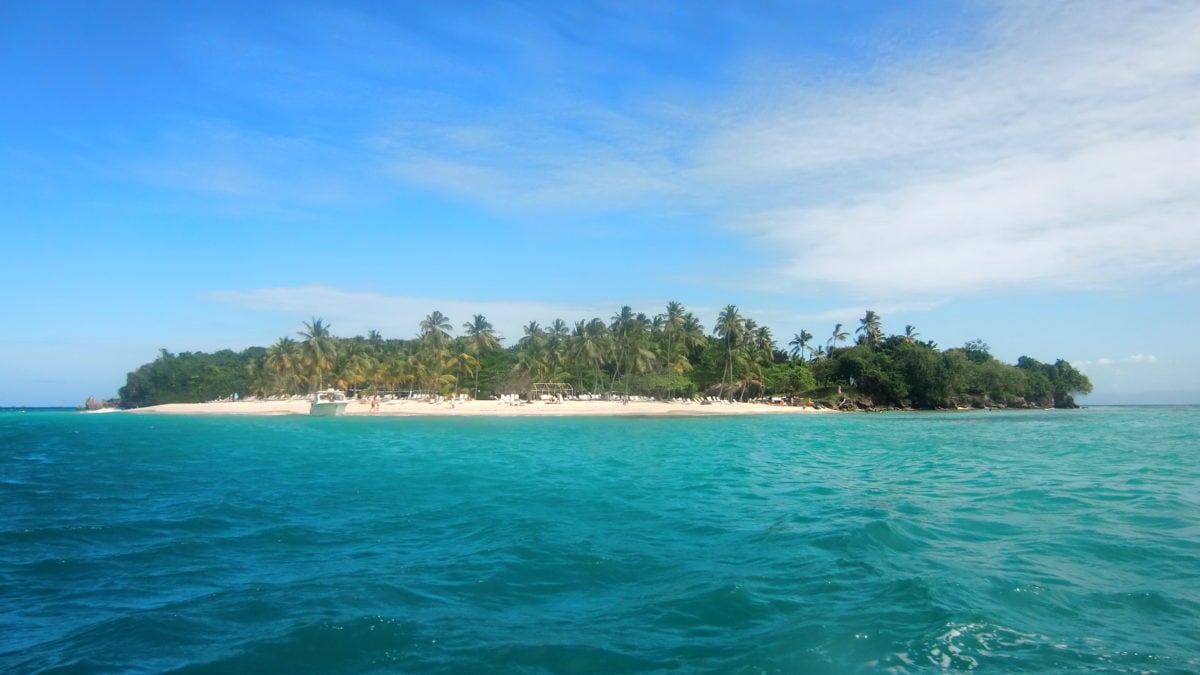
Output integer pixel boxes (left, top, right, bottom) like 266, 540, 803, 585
118, 306, 1092, 410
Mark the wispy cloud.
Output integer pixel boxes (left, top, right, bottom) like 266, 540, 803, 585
1086, 354, 1159, 368
162, 2, 1200, 299
368, 2, 1200, 298
725, 2, 1200, 298
122, 125, 379, 209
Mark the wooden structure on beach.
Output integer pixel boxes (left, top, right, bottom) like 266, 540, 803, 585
530, 382, 576, 398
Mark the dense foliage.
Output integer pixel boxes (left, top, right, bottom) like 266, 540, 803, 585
118, 306, 1092, 409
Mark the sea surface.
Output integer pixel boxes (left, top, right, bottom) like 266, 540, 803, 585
2, 407, 1198, 673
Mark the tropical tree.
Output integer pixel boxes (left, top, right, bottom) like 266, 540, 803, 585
297, 317, 337, 391
752, 324, 776, 364
658, 301, 687, 380
544, 319, 571, 382
714, 304, 744, 392
265, 337, 301, 394
571, 318, 610, 392
447, 350, 479, 396
519, 321, 546, 351
609, 306, 637, 387
789, 330, 814, 361
828, 323, 849, 352
462, 314, 500, 398
332, 340, 378, 395
680, 313, 707, 357
857, 310, 882, 348
903, 324, 920, 343
419, 311, 453, 349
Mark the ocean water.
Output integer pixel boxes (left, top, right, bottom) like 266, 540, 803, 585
1, 407, 1198, 673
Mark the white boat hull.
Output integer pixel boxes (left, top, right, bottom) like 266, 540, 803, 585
309, 401, 349, 416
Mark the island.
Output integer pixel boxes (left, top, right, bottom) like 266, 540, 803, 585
116, 305, 1092, 415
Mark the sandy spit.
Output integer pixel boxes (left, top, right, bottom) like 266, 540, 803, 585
127, 398, 836, 417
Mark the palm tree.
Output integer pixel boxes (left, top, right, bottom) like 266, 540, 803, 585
463, 315, 500, 352
788, 330, 813, 361
266, 337, 300, 394
297, 317, 336, 391
519, 321, 546, 350
857, 310, 882, 348
447, 350, 478, 396
549, 319, 569, 339
419, 311, 453, 349
609, 306, 637, 388
462, 314, 500, 398
828, 323, 849, 353
658, 301, 687, 376
753, 324, 775, 364
714, 304, 744, 391
333, 346, 377, 396
680, 313, 707, 356
571, 318, 610, 393
903, 324, 920, 343
545, 320, 570, 383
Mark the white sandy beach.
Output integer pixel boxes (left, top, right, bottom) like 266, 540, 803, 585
127, 398, 835, 417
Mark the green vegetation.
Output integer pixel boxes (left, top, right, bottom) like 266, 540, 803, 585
118, 306, 1092, 410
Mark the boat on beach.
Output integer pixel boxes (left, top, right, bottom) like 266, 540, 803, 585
310, 389, 349, 416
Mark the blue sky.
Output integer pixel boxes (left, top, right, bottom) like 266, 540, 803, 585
3, 1, 1198, 406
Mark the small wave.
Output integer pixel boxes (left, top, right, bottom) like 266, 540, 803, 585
891, 620, 1053, 670
812, 517, 934, 558
171, 615, 420, 673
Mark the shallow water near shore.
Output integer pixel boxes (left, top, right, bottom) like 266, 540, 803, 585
2, 407, 1198, 672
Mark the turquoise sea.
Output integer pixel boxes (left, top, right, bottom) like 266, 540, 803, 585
2, 407, 1198, 673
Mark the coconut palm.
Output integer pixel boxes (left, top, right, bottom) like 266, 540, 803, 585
680, 313, 707, 355
658, 302, 686, 366
366, 329, 384, 351
447, 350, 478, 396
519, 321, 546, 350
419, 311, 453, 349
789, 330, 814, 361
609, 306, 637, 387
656, 301, 688, 396
297, 317, 336, 391
714, 304, 744, 390
857, 310, 882, 348
903, 324, 920, 343
266, 337, 301, 394
828, 323, 849, 352
463, 315, 499, 352
462, 314, 500, 398
571, 318, 610, 393
549, 319, 569, 339
753, 324, 775, 364
544, 320, 571, 382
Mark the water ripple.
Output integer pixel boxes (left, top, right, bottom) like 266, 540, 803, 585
1, 408, 1198, 672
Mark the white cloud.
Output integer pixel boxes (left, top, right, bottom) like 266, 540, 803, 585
160, 2, 1200, 300
1085, 354, 1159, 368
371, 1, 1200, 298
719, 1, 1200, 298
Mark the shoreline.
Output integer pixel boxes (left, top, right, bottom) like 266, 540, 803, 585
125, 398, 837, 417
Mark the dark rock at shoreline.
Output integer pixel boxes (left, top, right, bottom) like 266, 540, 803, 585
79, 396, 120, 411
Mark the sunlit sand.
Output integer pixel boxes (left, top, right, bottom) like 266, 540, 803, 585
128, 398, 835, 417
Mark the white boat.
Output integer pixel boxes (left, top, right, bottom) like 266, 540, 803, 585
310, 389, 349, 416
